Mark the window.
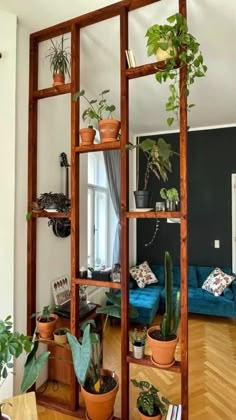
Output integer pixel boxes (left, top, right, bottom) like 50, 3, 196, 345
87, 152, 116, 269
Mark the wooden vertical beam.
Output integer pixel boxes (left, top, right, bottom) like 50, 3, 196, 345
27, 36, 38, 336
70, 22, 80, 411
120, 6, 129, 420
179, 1, 188, 419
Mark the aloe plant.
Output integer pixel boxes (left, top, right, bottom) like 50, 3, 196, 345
160, 251, 180, 339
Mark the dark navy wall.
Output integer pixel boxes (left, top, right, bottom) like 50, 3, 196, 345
137, 126, 236, 267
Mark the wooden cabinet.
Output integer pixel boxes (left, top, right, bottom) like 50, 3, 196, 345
27, 0, 188, 418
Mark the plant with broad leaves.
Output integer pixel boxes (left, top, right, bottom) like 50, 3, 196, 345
0, 316, 50, 394
146, 12, 207, 126
160, 187, 179, 201
131, 379, 169, 417
31, 304, 58, 323
127, 138, 178, 190
73, 89, 116, 127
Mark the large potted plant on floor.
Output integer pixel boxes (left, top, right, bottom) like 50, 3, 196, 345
67, 321, 119, 420
131, 379, 169, 420
145, 12, 207, 126
45, 35, 71, 87
0, 316, 50, 419
147, 251, 180, 368
127, 138, 177, 208
73, 89, 120, 144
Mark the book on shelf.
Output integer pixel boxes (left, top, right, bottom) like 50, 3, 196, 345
125, 49, 136, 68
166, 404, 182, 420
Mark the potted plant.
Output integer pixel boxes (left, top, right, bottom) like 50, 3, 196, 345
127, 138, 177, 208
147, 251, 180, 367
73, 89, 120, 144
67, 321, 119, 420
160, 187, 179, 211
53, 327, 70, 345
45, 35, 70, 87
0, 315, 50, 418
32, 304, 58, 339
146, 12, 207, 126
130, 327, 147, 359
131, 379, 169, 419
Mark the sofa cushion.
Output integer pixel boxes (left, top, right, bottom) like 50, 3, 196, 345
223, 287, 234, 300
202, 267, 235, 296
197, 266, 232, 287
129, 285, 161, 324
188, 287, 235, 317
130, 261, 158, 288
150, 265, 165, 286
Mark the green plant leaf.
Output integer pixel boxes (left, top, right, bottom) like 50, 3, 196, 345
21, 347, 50, 393
167, 117, 174, 126
67, 324, 91, 386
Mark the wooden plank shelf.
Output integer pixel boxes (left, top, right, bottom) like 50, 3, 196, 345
127, 352, 181, 373
75, 141, 121, 153
32, 211, 71, 218
75, 278, 121, 289
126, 60, 179, 80
32, 83, 71, 99
126, 211, 182, 219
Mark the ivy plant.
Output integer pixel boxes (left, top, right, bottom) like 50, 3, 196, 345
146, 12, 207, 126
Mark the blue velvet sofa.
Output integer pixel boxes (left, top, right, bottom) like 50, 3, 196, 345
128, 265, 236, 325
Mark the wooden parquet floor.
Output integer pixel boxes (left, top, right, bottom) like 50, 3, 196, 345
37, 314, 236, 419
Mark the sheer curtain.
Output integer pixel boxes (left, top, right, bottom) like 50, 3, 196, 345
103, 150, 120, 265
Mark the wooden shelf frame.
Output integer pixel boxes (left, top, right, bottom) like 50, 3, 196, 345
27, 0, 188, 418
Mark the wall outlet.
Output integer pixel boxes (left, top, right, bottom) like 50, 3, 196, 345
214, 239, 220, 248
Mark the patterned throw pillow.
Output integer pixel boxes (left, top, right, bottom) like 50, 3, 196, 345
129, 261, 158, 288
202, 267, 235, 296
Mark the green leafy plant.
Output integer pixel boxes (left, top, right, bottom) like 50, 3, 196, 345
0, 316, 50, 394
160, 187, 179, 201
130, 327, 147, 345
73, 89, 116, 127
32, 304, 58, 322
160, 251, 180, 340
146, 12, 207, 126
45, 35, 70, 77
131, 379, 169, 417
127, 138, 178, 190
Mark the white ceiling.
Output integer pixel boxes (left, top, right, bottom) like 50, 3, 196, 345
0, 0, 236, 135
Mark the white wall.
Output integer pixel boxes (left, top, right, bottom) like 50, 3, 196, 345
0, 10, 17, 398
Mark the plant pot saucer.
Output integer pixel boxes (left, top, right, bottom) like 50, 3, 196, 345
85, 410, 114, 420
101, 137, 119, 143
150, 355, 176, 369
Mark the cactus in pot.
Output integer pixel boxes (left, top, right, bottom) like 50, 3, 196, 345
147, 251, 180, 367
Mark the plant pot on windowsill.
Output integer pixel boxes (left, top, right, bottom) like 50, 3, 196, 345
79, 127, 96, 146
98, 119, 121, 143
134, 190, 152, 209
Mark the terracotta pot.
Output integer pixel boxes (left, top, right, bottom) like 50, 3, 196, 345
79, 127, 96, 146
98, 119, 120, 143
138, 406, 161, 420
53, 328, 69, 344
53, 73, 65, 86
147, 326, 178, 367
37, 313, 58, 339
81, 369, 119, 420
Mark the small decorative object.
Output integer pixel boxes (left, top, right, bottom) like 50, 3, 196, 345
155, 202, 165, 211
79, 266, 87, 279
145, 13, 207, 126
53, 327, 70, 344
79, 285, 88, 301
131, 379, 169, 419
45, 35, 71, 87
73, 89, 120, 143
130, 327, 147, 359
111, 263, 121, 283
32, 304, 58, 339
160, 187, 179, 211
147, 251, 180, 368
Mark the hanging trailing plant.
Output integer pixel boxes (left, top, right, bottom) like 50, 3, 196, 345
146, 12, 207, 126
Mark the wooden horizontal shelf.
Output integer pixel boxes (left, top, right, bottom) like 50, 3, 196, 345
126, 211, 182, 219
75, 278, 121, 289
127, 352, 181, 373
126, 59, 179, 80
32, 211, 71, 218
75, 141, 121, 153
32, 83, 71, 99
